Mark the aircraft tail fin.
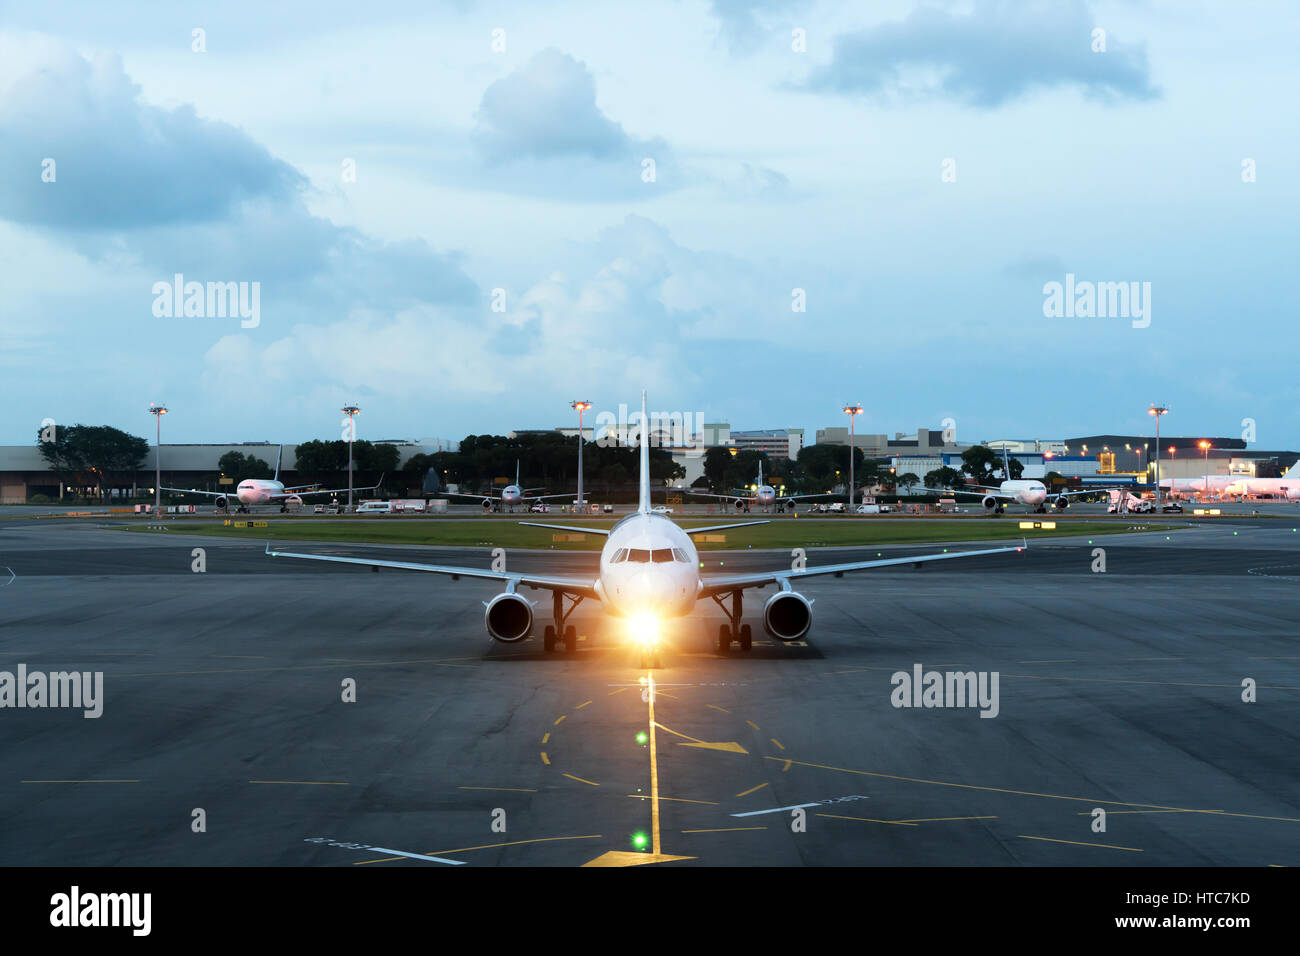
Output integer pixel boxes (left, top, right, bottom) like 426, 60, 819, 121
1285, 459, 1300, 479
1002, 444, 1011, 479
274, 444, 283, 483
758, 458, 763, 488
516, 459, 520, 488
638, 389, 650, 514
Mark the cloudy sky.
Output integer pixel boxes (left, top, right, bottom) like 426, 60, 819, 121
2, 0, 1296, 449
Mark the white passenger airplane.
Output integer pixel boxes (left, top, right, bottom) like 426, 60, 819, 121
268, 392, 1025, 663
1159, 476, 1235, 499
1222, 460, 1300, 499
685, 459, 829, 513
442, 460, 572, 512
164, 445, 382, 512
934, 447, 1100, 514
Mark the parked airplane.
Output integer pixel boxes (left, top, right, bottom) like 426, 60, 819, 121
164, 445, 382, 512
1222, 460, 1300, 500
268, 392, 1025, 664
442, 460, 573, 512
685, 459, 828, 513
933, 447, 1099, 513
1160, 475, 1235, 498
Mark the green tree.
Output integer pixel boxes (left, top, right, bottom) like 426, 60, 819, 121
925, 466, 964, 491
36, 424, 148, 502
897, 472, 921, 494
961, 445, 1000, 485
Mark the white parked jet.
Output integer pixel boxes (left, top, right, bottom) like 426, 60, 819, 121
164, 445, 382, 512
442, 460, 572, 513
934, 447, 1099, 514
268, 392, 1025, 663
1223, 460, 1300, 500
685, 459, 828, 513
1160, 476, 1234, 499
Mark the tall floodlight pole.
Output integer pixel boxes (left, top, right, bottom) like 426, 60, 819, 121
843, 404, 863, 510
1200, 441, 1211, 499
1148, 404, 1167, 508
342, 404, 360, 510
571, 401, 592, 512
149, 403, 167, 515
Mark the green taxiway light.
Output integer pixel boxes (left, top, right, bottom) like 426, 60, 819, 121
636, 732, 647, 744
631, 832, 648, 850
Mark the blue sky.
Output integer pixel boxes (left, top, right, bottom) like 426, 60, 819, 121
1, 0, 1297, 449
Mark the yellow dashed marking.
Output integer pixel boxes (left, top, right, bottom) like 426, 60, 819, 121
458, 787, 538, 793
1018, 835, 1142, 852
746, 720, 761, 731
576, 700, 592, 710
682, 827, 767, 834
707, 704, 730, 714
542, 732, 550, 744
540, 752, 550, 765
628, 795, 720, 806
770, 738, 785, 751
735, 782, 770, 798
562, 773, 599, 787
554, 715, 567, 726
817, 813, 917, 827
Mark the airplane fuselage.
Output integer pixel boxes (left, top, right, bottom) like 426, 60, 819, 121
594, 512, 700, 619
998, 479, 1047, 507
235, 479, 288, 505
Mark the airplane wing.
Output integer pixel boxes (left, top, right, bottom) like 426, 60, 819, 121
927, 485, 1012, 498
265, 544, 598, 597
271, 475, 384, 499
698, 542, 1026, 598
161, 487, 227, 498
681, 520, 770, 535
519, 493, 580, 502
517, 522, 610, 536
682, 490, 752, 502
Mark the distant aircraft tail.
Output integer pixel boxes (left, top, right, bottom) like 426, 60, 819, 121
274, 444, 283, 482
1285, 459, 1300, 479
515, 459, 520, 488
1002, 444, 1012, 479
758, 458, 764, 488
638, 390, 650, 514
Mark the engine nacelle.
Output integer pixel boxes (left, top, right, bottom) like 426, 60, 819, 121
783, 499, 798, 511
285, 494, 303, 508
763, 591, 813, 642
484, 593, 533, 643
215, 495, 230, 510
481, 498, 494, 511
1053, 495, 1069, 509
734, 498, 746, 511
981, 495, 999, 511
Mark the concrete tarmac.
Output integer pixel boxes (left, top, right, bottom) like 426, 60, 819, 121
1, 519, 1297, 866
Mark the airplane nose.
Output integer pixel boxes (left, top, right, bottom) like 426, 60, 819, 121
620, 568, 676, 612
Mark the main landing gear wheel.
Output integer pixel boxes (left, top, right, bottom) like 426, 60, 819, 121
564, 625, 578, 653
738, 623, 752, 652
543, 625, 556, 652
717, 624, 731, 654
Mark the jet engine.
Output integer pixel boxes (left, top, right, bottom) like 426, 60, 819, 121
763, 591, 813, 642
734, 498, 747, 511
484, 593, 533, 643
1053, 495, 1070, 510
783, 499, 799, 512
481, 498, 494, 511
215, 495, 230, 510
981, 495, 999, 511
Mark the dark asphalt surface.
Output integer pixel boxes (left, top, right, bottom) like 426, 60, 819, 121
1, 519, 1297, 866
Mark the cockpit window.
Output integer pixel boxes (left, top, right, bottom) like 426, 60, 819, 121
611, 548, 628, 563
651, 548, 674, 563
672, 548, 689, 562
626, 549, 651, 563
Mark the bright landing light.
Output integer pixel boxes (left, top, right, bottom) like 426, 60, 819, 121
625, 611, 661, 647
